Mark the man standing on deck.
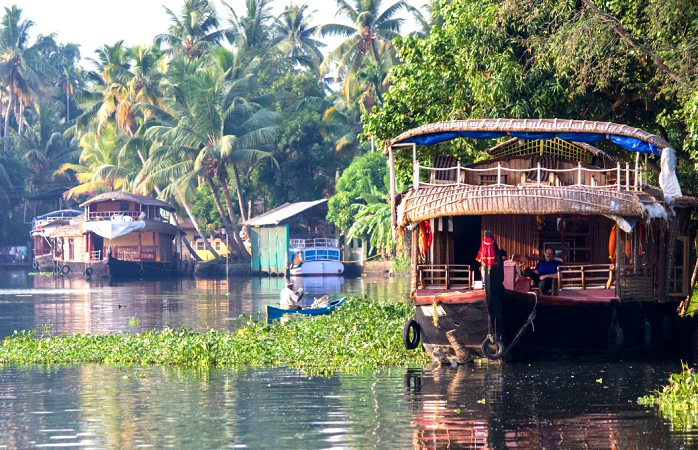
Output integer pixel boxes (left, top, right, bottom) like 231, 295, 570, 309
280, 281, 303, 310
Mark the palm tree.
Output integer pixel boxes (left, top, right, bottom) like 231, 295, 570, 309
0, 6, 54, 153
19, 100, 80, 194
406, 0, 445, 38
55, 123, 135, 200
272, 3, 325, 71
316, 0, 407, 92
139, 63, 281, 259
157, 0, 225, 58
223, 0, 275, 56
346, 184, 394, 255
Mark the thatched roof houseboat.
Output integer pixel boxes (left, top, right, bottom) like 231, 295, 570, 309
388, 119, 698, 362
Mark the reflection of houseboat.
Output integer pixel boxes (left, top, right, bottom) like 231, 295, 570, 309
47, 192, 183, 279
387, 119, 698, 362
288, 237, 344, 276
31, 210, 82, 271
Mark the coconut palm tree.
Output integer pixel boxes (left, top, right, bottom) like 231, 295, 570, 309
0, 6, 54, 153
55, 123, 135, 200
157, 0, 225, 58
406, 0, 445, 38
316, 0, 407, 92
272, 3, 325, 71
222, 0, 275, 56
139, 63, 281, 259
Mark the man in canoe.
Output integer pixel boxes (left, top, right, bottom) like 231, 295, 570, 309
280, 281, 304, 310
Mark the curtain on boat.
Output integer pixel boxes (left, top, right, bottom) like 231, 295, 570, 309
81, 221, 146, 239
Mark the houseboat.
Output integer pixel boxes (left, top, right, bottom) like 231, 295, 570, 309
47, 192, 183, 279
288, 237, 344, 276
30, 209, 82, 271
388, 119, 698, 363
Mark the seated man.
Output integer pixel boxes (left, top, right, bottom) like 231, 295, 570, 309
280, 282, 304, 310
523, 247, 562, 295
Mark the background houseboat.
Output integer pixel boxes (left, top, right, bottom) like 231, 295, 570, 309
388, 119, 697, 362
289, 237, 344, 276
48, 192, 183, 279
30, 209, 82, 271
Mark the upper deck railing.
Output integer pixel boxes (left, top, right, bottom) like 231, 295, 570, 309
290, 238, 339, 249
413, 160, 646, 191
87, 210, 168, 222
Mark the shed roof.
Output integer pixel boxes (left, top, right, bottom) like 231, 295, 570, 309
241, 199, 327, 226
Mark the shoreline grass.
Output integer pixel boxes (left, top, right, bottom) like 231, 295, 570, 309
0, 297, 430, 373
638, 363, 698, 430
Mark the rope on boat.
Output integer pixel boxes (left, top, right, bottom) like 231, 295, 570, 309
499, 292, 538, 359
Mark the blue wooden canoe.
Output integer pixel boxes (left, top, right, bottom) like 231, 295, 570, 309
266, 297, 347, 322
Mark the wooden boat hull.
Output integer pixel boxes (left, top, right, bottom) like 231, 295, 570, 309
55, 256, 180, 280
412, 288, 680, 362
266, 297, 347, 322
32, 253, 54, 271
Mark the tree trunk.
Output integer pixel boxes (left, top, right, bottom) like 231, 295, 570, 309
18, 99, 23, 135
66, 91, 70, 122
219, 176, 250, 261
231, 162, 246, 222
4, 88, 13, 154
181, 196, 220, 259
205, 175, 245, 256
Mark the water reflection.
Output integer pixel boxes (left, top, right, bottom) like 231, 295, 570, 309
1, 362, 696, 448
0, 270, 410, 338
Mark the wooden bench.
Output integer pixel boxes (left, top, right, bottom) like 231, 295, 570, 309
555, 264, 615, 293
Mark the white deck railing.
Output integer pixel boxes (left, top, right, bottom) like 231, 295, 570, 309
290, 238, 339, 249
87, 210, 167, 222
413, 160, 646, 191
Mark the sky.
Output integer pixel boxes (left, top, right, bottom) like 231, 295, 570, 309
5, 0, 418, 68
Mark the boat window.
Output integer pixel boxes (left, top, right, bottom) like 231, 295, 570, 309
317, 249, 329, 260
329, 250, 340, 261
669, 236, 690, 296
305, 250, 317, 261
119, 202, 130, 211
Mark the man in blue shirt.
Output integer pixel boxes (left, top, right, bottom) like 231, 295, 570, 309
534, 247, 562, 295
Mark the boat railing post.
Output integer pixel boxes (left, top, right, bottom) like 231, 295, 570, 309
634, 152, 640, 191
457, 162, 461, 186
497, 163, 502, 185
577, 163, 582, 186
617, 163, 621, 191
445, 265, 450, 289
537, 163, 541, 185
413, 159, 420, 191
625, 162, 630, 191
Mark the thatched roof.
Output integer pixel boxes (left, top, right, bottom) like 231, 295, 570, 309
386, 119, 670, 155
397, 185, 667, 227
80, 192, 175, 212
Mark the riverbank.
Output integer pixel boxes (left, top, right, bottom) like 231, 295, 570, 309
0, 297, 429, 373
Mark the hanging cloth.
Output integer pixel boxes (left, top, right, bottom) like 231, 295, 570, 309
477, 237, 497, 268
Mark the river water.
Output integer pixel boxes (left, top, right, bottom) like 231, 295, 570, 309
0, 270, 696, 449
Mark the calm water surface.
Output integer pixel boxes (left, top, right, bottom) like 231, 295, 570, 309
0, 270, 696, 449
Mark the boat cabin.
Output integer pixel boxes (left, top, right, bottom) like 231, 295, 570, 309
387, 120, 697, 305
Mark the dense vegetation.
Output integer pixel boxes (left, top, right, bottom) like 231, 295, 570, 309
638, 363, 698, 430
0, 0, 432, 254
0, 297, 430, 373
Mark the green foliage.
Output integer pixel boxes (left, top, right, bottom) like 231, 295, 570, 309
327, 152, 388, 234
638, 363, 698, 430
0, 297, 430, 373
391, 249, 411, 274
191, 184, 225, 234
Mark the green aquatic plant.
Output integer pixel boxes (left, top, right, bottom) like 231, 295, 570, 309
128, 316, 141, 327
0, 297, 430, 373
638, 363, 698, 430
41, 323, 52, 335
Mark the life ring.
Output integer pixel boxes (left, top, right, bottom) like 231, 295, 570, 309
61, 265, 71, 275
85, 267, 93, 277
607, 325, 624, 353
32, 260, 39, 270
402, 319, 421, 350
481, 335, 505, 360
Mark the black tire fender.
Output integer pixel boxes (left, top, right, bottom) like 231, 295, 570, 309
85, 267, 93, 277
32, 260, 39, 270
481, 335, 506, 360
608, 325, 624, 353
61, 264, 71, 275
402, 319, 421, 350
